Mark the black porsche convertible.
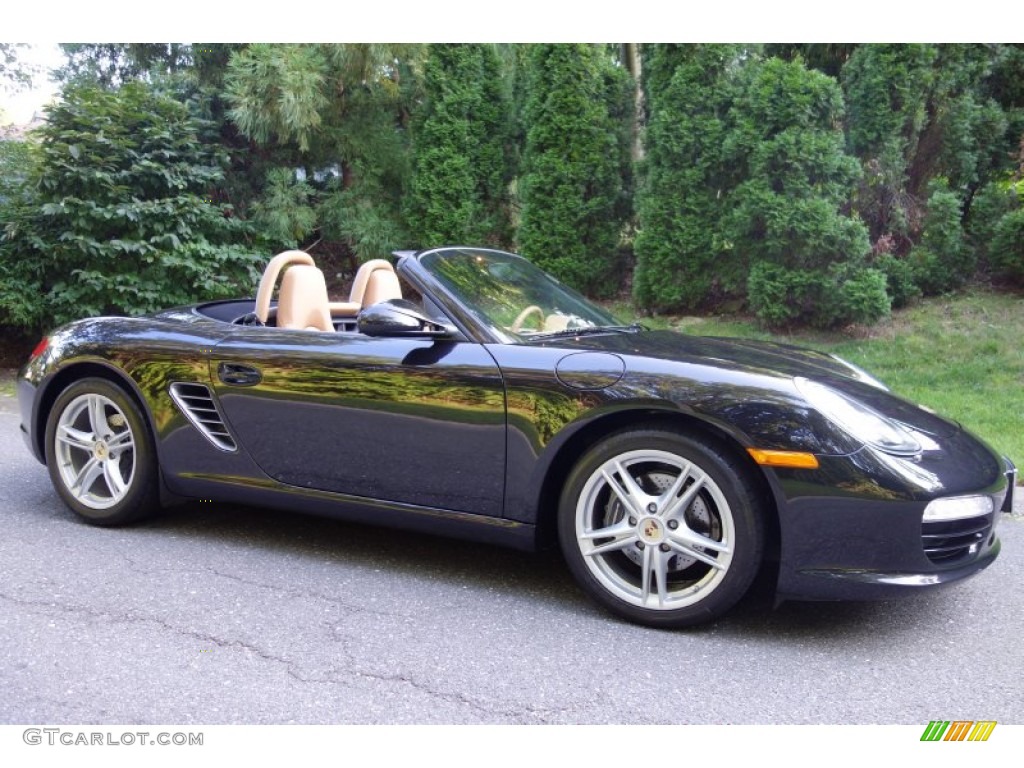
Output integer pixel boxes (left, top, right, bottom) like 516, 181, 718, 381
17, 247, 1015, 627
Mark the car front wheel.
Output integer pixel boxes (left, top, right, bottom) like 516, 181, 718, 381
44, 378, 159, 526
559, 429, 765, 628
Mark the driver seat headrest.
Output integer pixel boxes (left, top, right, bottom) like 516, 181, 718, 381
276, 265, 333, 332
349, 259, 402, 308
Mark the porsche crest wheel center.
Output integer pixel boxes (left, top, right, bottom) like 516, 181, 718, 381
637, 516, 665, 545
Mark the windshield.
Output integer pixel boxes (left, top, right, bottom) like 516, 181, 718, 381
419, 248, 624, 343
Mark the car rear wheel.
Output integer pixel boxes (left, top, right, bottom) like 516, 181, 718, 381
44, 378, 159, 526
559, 429, 765, 628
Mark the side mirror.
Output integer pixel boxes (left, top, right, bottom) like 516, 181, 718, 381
357, 299, 456, 338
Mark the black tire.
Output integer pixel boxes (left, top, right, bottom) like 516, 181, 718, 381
558, 428, 765, 628
44, 377, 160, 526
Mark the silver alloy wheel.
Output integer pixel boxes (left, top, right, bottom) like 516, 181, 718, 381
53, 393, 137, 510
575, 449, 735, 610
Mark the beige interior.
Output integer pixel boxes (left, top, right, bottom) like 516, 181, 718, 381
348, 259, 403, 308
255, 250, 404, 331
276, 265, 334, 332
255, 250, 315, 324
543, 314, 570, 333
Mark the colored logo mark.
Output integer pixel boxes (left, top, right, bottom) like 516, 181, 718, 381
920, 720, 997, 742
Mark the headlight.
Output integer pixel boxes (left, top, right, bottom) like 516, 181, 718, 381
830, 354, 889, 391
922, 495, 994, 522
794, 377, 921, 456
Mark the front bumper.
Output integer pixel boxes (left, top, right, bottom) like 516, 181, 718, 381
779, 537, 1001, 601
773, 454, 1013, 603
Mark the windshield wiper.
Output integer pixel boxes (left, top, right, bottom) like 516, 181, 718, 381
531, 324, 646, 339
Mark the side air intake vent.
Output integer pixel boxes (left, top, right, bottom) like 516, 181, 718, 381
169, 382, 237, 452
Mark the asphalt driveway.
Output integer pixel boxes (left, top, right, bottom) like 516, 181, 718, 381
1, 401, 1021, 724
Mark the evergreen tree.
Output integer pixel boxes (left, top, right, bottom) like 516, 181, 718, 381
764, 44, 858, 79
843, 45, 1016, 237
984, 44, 1024, 165
840, 44, 935, 252
633, 44, 741, 311
636, 49, 882, 327
726, 57, 866, 270
730, 57, 883, 328
989, 205, 1024, 284
406, 44, 513, 248
517, 44, 631, 296
909, 181, 971, 294
224, 44, 424, 261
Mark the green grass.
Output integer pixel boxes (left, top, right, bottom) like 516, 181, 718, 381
610, 289, 1024, 471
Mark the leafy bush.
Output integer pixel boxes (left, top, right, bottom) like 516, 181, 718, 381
989, 208, 1024, 283
1, 81, 263, 329
968, 179, 1020, 263
0, 139, 47, 329
748, 261, 889, 329
910, 182, 970, 295
873, 252, 921, 308
0, 139, 32, 200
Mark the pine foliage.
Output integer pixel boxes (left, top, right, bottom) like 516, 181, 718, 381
633, 45, 741, 310
406, 44, 513, 248
518, 44, 632, 297
636, 49, 883, 328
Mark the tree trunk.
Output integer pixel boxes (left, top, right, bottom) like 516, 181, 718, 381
621, 43, 645, 164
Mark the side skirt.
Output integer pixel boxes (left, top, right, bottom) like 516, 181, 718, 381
166, 473, 538, 552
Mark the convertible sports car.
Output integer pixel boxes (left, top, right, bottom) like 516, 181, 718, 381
18, 247, 1016, 627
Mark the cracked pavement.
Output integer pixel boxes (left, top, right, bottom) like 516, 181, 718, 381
1, 407, 1022, 724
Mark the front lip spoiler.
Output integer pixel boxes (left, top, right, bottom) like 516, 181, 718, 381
794, 537, 1000, 592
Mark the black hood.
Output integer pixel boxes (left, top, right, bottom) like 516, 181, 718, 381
539, 330, 858, 381
537, 330, 961, 438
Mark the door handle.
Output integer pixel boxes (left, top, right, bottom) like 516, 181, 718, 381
218, 362, 262, 387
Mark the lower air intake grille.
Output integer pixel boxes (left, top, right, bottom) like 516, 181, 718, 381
921, 515, 995, 564
169, 382, 237, 452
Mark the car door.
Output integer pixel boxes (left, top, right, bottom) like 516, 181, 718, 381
210, 327, 507, 517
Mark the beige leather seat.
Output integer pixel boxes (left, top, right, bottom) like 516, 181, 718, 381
321, 259, 403, 317
253, 251, 401, 330
276, 264, 333, 332
544, 314, 571, 333
255, 250, 316, 325
349, 259, 402, 308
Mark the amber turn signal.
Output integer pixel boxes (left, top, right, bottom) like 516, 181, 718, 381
747, 448, 820, 469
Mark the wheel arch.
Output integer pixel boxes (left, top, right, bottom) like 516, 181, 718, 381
35, 361, 158, 464
532, 408, 782, 563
